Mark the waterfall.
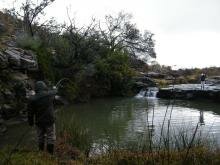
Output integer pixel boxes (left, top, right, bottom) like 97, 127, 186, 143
135, 87, 158, 98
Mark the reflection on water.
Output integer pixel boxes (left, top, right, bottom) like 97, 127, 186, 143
65, 97, 220, 145
1, 97, 220, 147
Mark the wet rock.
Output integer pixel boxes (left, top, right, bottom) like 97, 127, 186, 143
157, 84, 220, 102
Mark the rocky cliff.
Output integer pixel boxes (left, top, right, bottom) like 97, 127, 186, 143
0, 19, 38, 124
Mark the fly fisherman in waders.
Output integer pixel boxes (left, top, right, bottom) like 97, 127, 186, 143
27, 81, 57, 154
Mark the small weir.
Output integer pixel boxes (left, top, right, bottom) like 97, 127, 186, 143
135, 87, 158, 98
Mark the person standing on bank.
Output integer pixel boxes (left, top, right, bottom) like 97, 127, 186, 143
200, 73, 206, 90
27, 81, 57, 154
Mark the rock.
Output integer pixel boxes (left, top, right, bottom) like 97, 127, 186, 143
1, 104, 14, 120
5, 48, 21, 67
134, 82, 149, 88
2, 89, 15, 100
146, 72, 166, 79
206, 76, 220, 85
4, 47, 38, 70
0, 51, 8, 68
5, 40, 17, 47
134, 76, 156, 87
0, 21, 6, 34
11, 72, 28, 81
157, 84, 220, 101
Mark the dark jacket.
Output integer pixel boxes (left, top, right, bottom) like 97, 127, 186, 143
200, 74, 206, 81
28, 82, 57, 127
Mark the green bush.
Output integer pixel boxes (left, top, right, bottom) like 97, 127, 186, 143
95, 51, 135, 96
36, 47, 55, 82
60, 80, 79, 102
16, 33, 42, 51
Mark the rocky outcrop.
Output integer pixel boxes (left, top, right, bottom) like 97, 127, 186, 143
0, 51, 8, 69
0, 44, 38, 126
1, 47, 38, 70
157, 84, 220, 102
206, 76, 220, 85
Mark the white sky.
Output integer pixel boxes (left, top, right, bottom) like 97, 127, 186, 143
1, 0, 220, 69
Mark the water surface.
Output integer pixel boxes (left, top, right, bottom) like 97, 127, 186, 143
62, 96, 220, 145
1, 96, 220, 148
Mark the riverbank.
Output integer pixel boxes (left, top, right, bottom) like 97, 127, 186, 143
1, 138, 220, 165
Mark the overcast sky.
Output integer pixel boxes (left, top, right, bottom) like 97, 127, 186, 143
1, 0, 220, 69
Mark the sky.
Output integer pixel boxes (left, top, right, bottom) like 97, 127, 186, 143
1, 0, 220, 69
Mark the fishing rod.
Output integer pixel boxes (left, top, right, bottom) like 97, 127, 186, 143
2, 78, 72, 165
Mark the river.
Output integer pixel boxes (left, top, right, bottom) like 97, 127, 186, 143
1, 95, 220, 149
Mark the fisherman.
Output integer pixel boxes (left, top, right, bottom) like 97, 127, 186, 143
27, 81, 57, 154
200, 73, 206, 90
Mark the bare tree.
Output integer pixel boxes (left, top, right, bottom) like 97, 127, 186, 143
11, 0, 55, 36
65, 9, 100, 62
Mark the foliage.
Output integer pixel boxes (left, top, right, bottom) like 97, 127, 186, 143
95, 51, 135, 96
99, 12, 156, 61
0, 148, 57, 165
2, 1, 157, 100
16, 32, 42, 51
10, 0, 55, 36
36, 47, 55, 82
59, 80, 79, 102
56, 110, 92, 155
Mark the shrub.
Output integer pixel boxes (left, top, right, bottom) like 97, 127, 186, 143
16, 33, 42, 51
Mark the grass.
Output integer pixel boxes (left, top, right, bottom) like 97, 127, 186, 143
0, 147, 57, 165
55, 109, 93, 158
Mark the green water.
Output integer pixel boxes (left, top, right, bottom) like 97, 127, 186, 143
2, 97, 220, 149
58, 97, 220, 145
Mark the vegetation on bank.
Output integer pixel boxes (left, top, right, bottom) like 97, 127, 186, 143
0, 0, 156, 103
2, 1, 220, 164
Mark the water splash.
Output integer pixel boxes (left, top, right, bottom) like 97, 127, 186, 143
135, 87, 158, 98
